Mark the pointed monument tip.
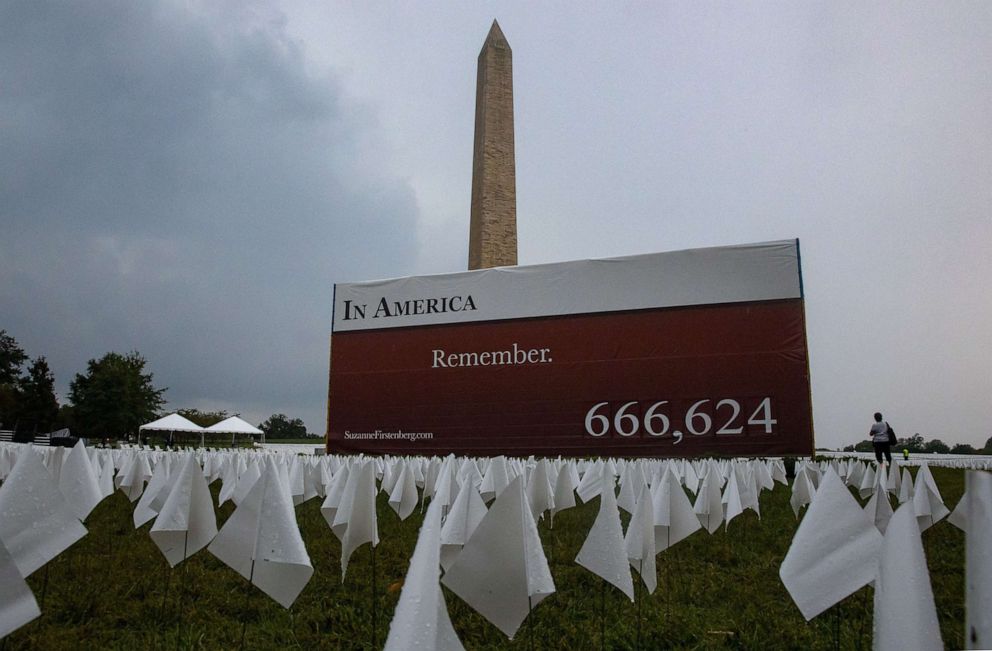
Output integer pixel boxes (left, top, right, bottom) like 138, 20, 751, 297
483, 19, 509, 48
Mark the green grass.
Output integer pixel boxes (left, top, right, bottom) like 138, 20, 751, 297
4, 467, 965, 650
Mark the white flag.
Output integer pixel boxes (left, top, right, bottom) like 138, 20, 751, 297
331, 460, 379, 578
133, 455, 175, 528
550, 461, 577, 525
150, 453, 218, 567
116, 452, 152, 502
789, 466, 816, 518
388, 460, 418, 521
779, 469, 881, 621
0, 448, 87, 577
384, 499, 464, 651
965, 470, 992, 649
873, 503, 942, 650
898, 467, 914, 504
721, 466, 745, 528
576, 478, 634, 601
864, 483, 894, 534
0, 535, 41, 638
320, 464, 351, 528
651, 465, 701, 551
694, 464, 725, 533
208, 457, 313, 608
231, 459, 261, 507
59, 440, 104, 521
442, 475, 554, 639
439, 480, 488, 571
525, 458, 555, 522
97, 454, 116, 499
912, 463, 949, 531
624, 483, 656, 594
479, 455, 510, 503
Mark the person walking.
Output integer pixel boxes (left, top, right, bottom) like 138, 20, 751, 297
868, 412, 893, 465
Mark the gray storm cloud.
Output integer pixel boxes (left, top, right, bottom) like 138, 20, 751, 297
1, 0, 420, 430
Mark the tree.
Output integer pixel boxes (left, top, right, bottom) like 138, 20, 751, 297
0, 330, 28, 428
0, 330, 28, 384
897, 433, 926, 453
17, 357, 59, 431
922, 438, 950, 454
177, 408, 229, 428
949, 443, 976, 455
983, 437, 992, 455
69, 351, 166, 439
853, 440, 874, 453
258, 413, 308, 440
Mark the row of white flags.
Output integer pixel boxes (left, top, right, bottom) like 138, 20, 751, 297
0, 441, 988, 648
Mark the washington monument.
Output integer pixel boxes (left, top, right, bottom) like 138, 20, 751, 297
468, 20, 517, 270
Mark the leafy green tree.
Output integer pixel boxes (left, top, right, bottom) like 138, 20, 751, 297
923, 438, 950, 454
949, 443, 976, 455
258, 413, 309, 440
177, 408, 229, 428
0, 330, 28, 384
0, 330, 28, 428
983, 437, 992, 455
17, 357, 60, 431
69, 351, 166, 439
897, 433, 926, 453
853, 440, 874, 452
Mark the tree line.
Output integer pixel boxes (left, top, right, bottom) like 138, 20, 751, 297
843, 433, 992, 455
0, 330, 313, 441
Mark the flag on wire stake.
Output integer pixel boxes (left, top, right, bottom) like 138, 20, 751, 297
550, 461, 577, 527
384, 499, 464, 651
331, 460, 379, 579
652, 464, 701, 552
872, 503, 942, 651
965, 470, 992, 649
0, 447, 87, 578
208, 457, 313, 608
388, 460, 418, 521
576, 477, 635, 601
133, 456, 174, 528
97, 454, 115, 499
150, 453, 217, 567
624, 483, 657, 594
442, 475, 555, 639
59, 440, 103, 521
864, 468, 894, 534
0, 535, 40, 639
439, 479, 488, 571
694, 463, 725, 533
779, 469, 881, 621
912, 462, 949, 532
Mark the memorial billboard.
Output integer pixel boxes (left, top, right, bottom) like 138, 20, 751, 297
326, 239, 813, 457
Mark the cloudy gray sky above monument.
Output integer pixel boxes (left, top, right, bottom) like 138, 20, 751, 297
2, 1, 990, 448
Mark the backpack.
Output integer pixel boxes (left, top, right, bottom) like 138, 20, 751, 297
886, 422, 896, 445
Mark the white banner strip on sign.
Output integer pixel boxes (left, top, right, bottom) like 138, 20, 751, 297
333, 239, 802, 332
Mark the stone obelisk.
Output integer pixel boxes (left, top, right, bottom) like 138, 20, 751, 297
468, 20, 517, 270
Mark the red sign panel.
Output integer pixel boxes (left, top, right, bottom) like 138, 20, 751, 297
327, 304, 813, 457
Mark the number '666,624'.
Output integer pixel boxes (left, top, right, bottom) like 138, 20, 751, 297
583, 398, 776, 443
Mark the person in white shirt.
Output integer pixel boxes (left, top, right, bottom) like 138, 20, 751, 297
868, 412, 892, 464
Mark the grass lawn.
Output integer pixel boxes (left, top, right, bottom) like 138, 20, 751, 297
4, 465, 965, 650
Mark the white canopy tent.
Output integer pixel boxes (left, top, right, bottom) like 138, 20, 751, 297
139, 413, 204, 447
205, 416, 264, 446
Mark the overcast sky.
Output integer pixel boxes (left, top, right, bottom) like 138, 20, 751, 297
2, 1, 989, 449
